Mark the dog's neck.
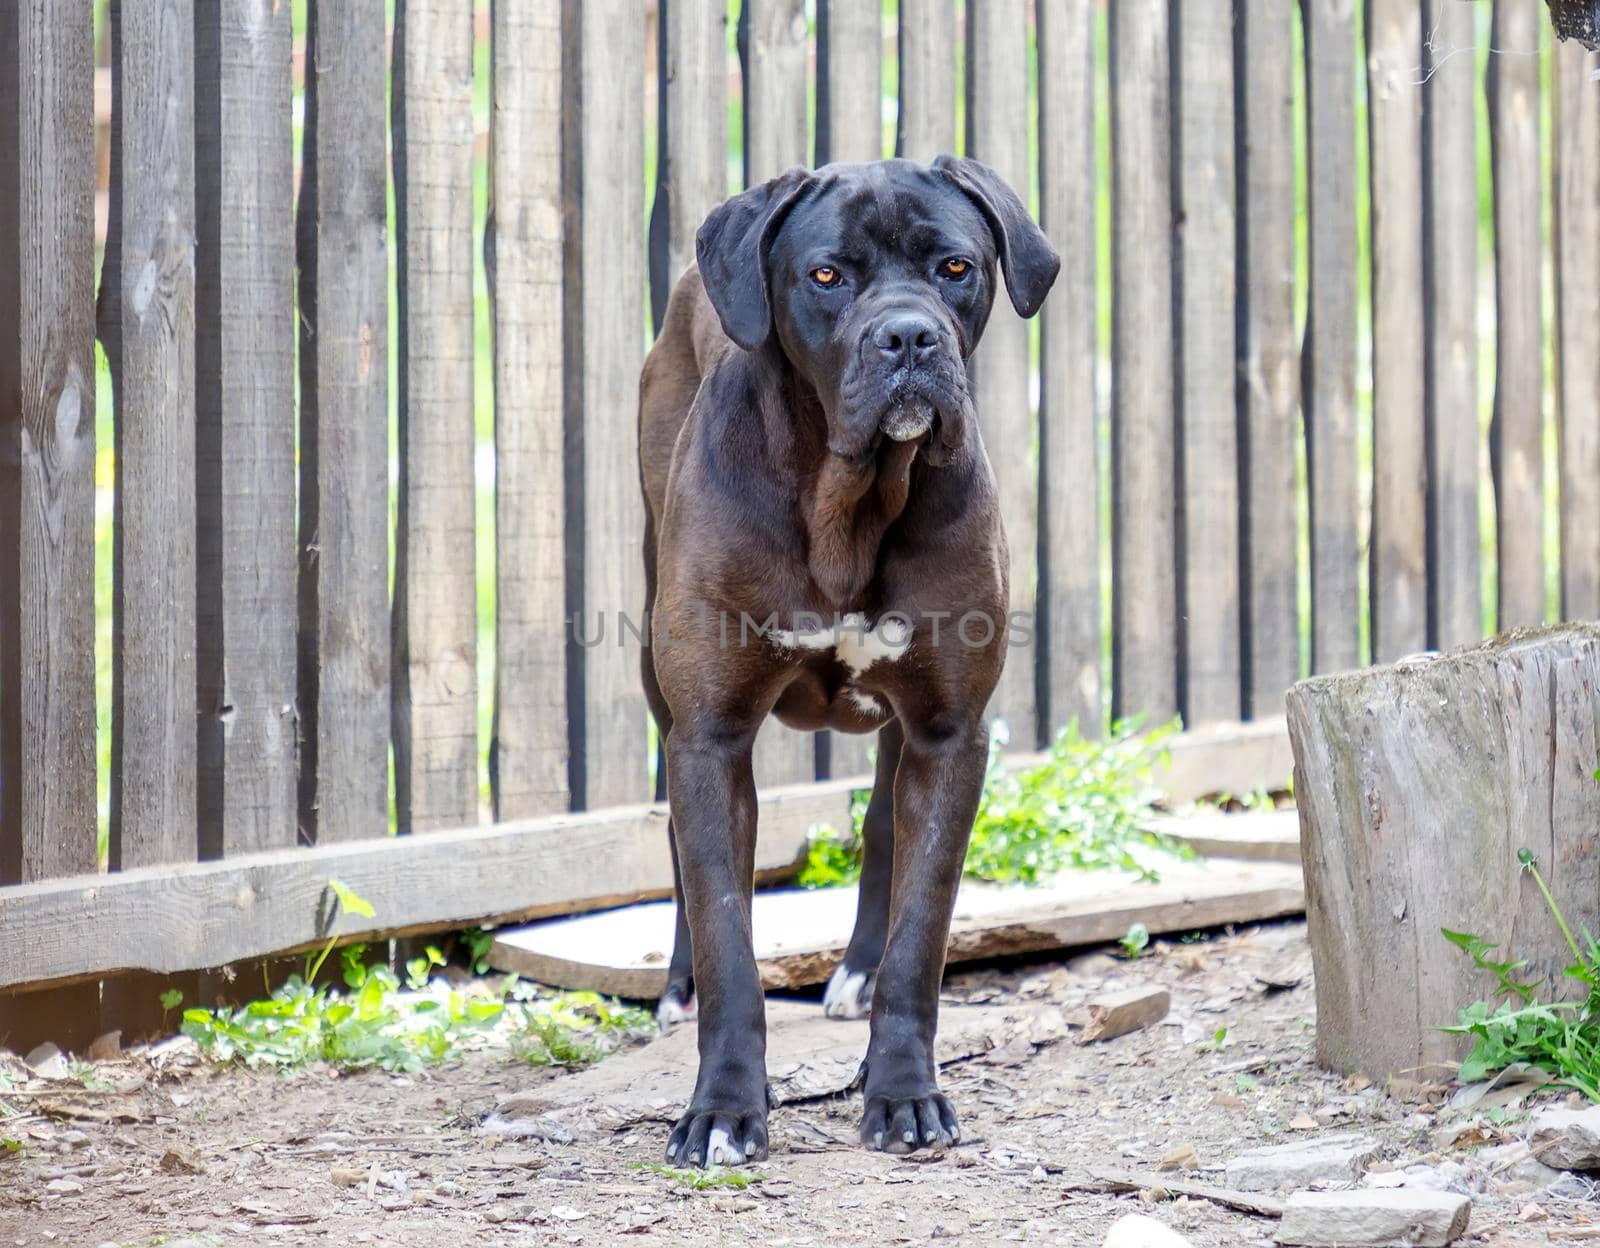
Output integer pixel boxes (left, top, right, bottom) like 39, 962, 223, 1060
759, 354, 923, 609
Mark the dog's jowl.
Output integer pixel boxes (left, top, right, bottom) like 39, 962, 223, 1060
637, 156, 1059, 1165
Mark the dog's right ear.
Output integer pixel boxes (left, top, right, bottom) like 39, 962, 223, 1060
695, 167, 813, 351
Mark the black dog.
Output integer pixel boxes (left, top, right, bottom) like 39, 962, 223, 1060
637, 157, 1058, 1165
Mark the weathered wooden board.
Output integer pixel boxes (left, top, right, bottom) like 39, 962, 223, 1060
818, 0, 881, 164
1288, 625, 1600, 1080
1489, 0, 1547, 630
194, 0, 298, 856
1553, 40, 1600, 621
652, 0, 728, 307
1151, 809, 1301, 864
99, 0, 198, 867
968, 0, 1039, 745
1236, 0, 1300, 712
565, 0, 649, 809
1038, 0, 1101, 741
1301, 0, 1361, 676
393, 0, 479, 831
297, 0, 391, 842
1422, 0, 1481, 650
742, 0, 808, 183
1172, 0, 1240, 727
1153, 717, 1295, 802
1109, 0, 1177, 724
896, 0, 956, 160
491, 857, 1305, 998
488, 0, 568, 819
1366, 0, 1428, 662
0, 0, 100, 884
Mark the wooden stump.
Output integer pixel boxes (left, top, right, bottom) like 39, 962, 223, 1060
1287, 625, 1600, 1080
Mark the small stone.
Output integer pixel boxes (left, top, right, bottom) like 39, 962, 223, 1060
85, 1031, 122, 1063
1477, 1142, 1565, 1190
24, 1042, 69, 1081
1157, 1142, 1200, 1172
330, 1167, 365, 1188
45, 1178, 84, 1195
1275, 1189, 1470, 1246
1101, 1213, 1195, 1247
1078, 987, 1172, 1044
1527, 1104, 1600, 1171
159, 1146, 204, 1174
1224, 1133, 1381, 1193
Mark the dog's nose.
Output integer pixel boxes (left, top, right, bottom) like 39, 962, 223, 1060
873, 315, 940, 367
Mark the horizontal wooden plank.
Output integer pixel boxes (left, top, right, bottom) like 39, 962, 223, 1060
489, 855, 1307, 997
0, 719, 1293, 990
1152, 808, 1302, 863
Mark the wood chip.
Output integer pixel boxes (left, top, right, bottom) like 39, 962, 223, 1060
1078, 987, 1171, 1044
1069, 1168, 1286, 1218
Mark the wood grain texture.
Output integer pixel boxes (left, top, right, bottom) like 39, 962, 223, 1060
1288, 625, 1600, 1079
1037, 0, 1101, 739
193, 0, 298, 856
1422, 0, 1481, 650
1489, 0, 1546, 629
1301, 0, 1361, 676
488, 0, 568, 819
0, 0, 99, 884
1366, 0, 1428, 661
297, 0, 391, 843
1109, 0, 1177, 724
1553, 41, 1600, 620
818, 0, 882, 164
1236, 0, 1300, 712
392, 0, 479, 832
896, 0, 956, 160
98, 0, 197, 868
969, 0, 1040, 742
655, 0, 728, 302
564, 0, 649, 809
742, 0, 809, 183
1172, 0, 1240, 727
0, 775, 861, 990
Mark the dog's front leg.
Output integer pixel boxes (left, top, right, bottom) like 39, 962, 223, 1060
662, 722, 770, 1167
858, 716, 987, 1154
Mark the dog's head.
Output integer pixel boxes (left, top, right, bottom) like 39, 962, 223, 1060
695, 157, 1059, 465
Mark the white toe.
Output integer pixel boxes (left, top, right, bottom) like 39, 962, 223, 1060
656, 991, 697, 1029
823, 965, 873, 1019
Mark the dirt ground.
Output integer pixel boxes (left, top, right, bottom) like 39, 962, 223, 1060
2, 920, 1596, 1248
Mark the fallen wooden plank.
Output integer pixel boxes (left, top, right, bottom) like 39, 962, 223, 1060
489, 856, 1306, 998
1078, 986, 1171, 1044
1152, 809, 1301, 863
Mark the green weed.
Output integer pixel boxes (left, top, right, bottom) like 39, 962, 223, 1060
636, 1163, 765, 1190
800, 717, 1186, 889
1119, 923, 1151, 959
513, 992, 655, 1068
1442, 849, 1600, 1102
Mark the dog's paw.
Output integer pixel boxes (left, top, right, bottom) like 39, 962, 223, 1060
859, 1089, 959, 1155
822, 964, 874, 1019
665, 1106, 769, 1168
655, 983, 697, 1031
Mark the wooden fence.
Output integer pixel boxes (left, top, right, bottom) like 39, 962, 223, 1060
1, 1, 1598, 1036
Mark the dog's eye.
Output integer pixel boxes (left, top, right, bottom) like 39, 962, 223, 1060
811, 266, 841, 288
941, 258, 971, 278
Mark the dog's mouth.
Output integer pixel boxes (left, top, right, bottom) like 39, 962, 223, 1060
881, 398, 937, 443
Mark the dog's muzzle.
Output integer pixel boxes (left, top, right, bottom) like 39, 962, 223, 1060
881, 398, 936, 443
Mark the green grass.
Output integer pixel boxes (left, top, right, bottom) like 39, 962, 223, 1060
799, 717, 1188, 889
1442, 848, 1600, 1102
636, 1163, 765, 1191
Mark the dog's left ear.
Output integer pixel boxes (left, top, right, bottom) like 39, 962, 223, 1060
695, 167, 814, 351
933, 155, 1060, 319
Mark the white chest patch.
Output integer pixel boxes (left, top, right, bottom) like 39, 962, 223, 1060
769, 611, 912, 675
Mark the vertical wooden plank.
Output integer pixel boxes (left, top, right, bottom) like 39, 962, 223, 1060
0, 0, 99, 883
488, 1, 568, 819
193, 0, 297, 856
819, 0, 882, 164
565, 0, 648, 809
657, 0, 728, 297
297, 0, 390, 843
1108, 0, 1177, 725
969, 0, 1040, 742
492, 3, 570, 813
737, 0, 818, 785
1553, 41, 1600, 621
1421, 0, 1480, 649
392, 0, 479, 831
1236, 0, 1300, 711
98, 0, 197, 866
1038, 0, 1101, 740
743, 0, 808, 183
1365, 0, 1428, 661
1171, 0, 1240, 727
1488, 0, 1545, 629
1301, 0, 1360, 674
897, 0, 957, 161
